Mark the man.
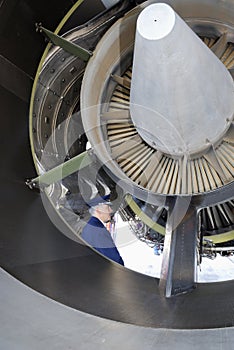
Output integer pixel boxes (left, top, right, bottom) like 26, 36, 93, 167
81, 195, 124, 266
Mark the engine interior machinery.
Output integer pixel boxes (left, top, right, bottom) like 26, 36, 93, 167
27, 0, 234, 299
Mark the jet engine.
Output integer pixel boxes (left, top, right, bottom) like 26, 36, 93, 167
28, 0, 234, 297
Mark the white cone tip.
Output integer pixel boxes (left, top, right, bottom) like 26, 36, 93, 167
137, 3, 176, 40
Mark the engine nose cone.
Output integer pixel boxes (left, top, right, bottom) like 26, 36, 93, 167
130, 3, 234, 156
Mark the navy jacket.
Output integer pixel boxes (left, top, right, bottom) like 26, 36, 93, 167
81, 216, 124, 266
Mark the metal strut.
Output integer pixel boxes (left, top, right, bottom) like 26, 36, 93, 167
26, 151, 93, 189
35, 23, 93, 62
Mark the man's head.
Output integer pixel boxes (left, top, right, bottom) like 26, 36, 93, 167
93, 203, 113, 223
88, 195, 113, 223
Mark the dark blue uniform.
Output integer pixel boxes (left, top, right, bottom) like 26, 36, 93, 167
81, 216, 124, 266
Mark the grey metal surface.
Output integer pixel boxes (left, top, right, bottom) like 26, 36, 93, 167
160, 201, 198, 296
1, 268, 234, 350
